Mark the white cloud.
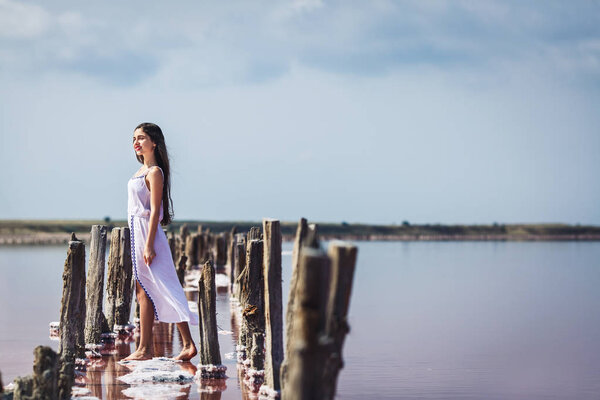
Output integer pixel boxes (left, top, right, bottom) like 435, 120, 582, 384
0, 0, 50, 38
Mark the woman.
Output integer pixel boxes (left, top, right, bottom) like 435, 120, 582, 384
123, 122, 198, 361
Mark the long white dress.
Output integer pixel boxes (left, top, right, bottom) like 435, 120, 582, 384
127, 166, 198, 325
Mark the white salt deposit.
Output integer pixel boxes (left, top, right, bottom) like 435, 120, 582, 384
215, 273, 229, 287
218, 330, 233, 335
194, 363, 227, 380
71, 386, 94, 397
258, 384, 280, 399
121, 383, 191, 399
281, 250, 293, 256
184, 270, 201, 288
118, 357, 194, 384
187, 301, 198, 313
224, 352, 237, 360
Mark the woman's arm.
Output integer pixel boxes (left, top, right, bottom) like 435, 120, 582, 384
144, 167, 163, 266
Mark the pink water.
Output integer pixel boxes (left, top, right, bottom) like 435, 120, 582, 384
2, 241, 600, 398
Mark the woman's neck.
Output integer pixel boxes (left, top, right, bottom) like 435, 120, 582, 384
143, 156, 158, 168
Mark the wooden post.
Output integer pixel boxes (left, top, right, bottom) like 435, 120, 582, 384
237, 239, 264, 354
32, 345, 58, 399
227, 226, 237, 286
215, 233, 227, 273
284, 220, 308, 348
176, 253, 188, 286
185, 233, 197, 269
197, 260, 226, 378
58, 233, 86, 361
168, 231, 177, 263
105, 227, 133, 331
233, 241, 246, 298
179, 223, 189, 247
280, 248, 331, 400
261, 218, 283, 395
247, 226, 262, 241
250, 332, 265, 371
243, 239, 265, 337
85, 225, 108, 345
321, 242, 358, 400
12, 376, 33, 400
194, 233, 206, 266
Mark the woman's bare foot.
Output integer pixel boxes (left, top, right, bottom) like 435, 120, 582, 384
174, 344, 197, 361
122, 348, 153, 361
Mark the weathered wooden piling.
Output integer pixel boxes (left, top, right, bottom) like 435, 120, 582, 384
185, 233, 197, 269
168, 231, 177, 262
180, 223, 189, 245
105, 227, 133, 332
233, 240, 246, 298
261, 218, 283, 395
250, 332, 265, 371
280, 248, 331, 400
59, 233, 86, 360
321, 241, 358, 400
197, 260, 226, 379
215, 233, 228, 272
227, 227, 238, 285
281, 240, 358, 400
84, 225, 108, 345
247, 226, 262, 241
176, 253, 188, 286
280, 218, 309, 389
237, 239, 264, 353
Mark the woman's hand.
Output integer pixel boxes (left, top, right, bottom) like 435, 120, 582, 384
144, 244, 156, 266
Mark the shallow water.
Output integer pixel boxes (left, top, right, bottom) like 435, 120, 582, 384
1, 241, 600, 399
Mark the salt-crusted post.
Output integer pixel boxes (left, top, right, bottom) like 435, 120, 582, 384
236, 239, 264, 352
84, 225, 108, 345
59, 233, 86, 361
260, 218, 283, 397
196, 260, 226, 379
105, 227, 133, 332
281, 248, 331, 400
321, 241, 358, 400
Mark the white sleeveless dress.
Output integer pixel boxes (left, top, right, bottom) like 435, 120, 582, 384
127, 166, 198, 325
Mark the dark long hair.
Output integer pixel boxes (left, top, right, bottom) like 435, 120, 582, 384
134, 122, 174, 226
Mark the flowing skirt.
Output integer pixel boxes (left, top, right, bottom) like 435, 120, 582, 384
129, 214, 198, 325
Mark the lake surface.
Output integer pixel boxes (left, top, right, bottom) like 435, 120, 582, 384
1, 241, 599, 399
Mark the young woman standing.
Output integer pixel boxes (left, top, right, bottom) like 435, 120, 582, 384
123, 122, 198, 361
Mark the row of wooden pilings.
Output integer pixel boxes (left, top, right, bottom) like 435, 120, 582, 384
0, 217, 357, 400
228, 218, 358, 400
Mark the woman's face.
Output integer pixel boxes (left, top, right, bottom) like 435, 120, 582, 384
133, 128, 155, 156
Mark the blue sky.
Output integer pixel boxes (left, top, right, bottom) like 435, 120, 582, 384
1, 0, 599, 224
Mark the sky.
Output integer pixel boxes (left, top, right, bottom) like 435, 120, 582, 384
1, 0, 599, 225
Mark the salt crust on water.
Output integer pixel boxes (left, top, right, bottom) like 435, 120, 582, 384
186, 270, 229, 288
117, 357, 194, 384
71, 386, 99, 399
121, 383, 191, 399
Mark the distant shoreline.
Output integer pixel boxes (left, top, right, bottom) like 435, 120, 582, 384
1, 219, 599, 245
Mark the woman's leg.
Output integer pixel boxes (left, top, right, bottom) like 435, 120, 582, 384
123, 280, 154, 360
174, 322, 197, 361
